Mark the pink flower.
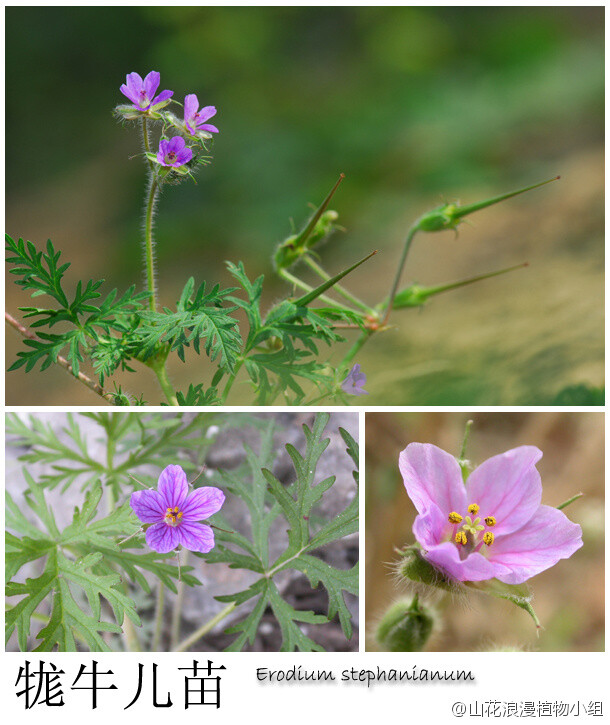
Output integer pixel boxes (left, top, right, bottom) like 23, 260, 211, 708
156, 136, 193, 168
120, 71, 173, 112
183, 94, 219, 135
399, 443, 582, 584
130, 465, 225, 553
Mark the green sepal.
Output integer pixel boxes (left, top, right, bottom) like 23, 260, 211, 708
466, 578, 541, 630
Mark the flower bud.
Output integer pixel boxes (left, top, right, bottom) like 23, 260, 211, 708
375, 597, 436, 651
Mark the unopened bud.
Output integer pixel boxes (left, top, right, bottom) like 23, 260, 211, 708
376, 597, 436, 651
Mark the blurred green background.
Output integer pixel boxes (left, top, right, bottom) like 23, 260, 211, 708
5, 6, 604, 405
365, 412, 604, 651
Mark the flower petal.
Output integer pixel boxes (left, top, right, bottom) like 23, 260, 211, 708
197, 123, 219, 134
143, 71, 160, 103
130, 489, 166, 523
175, 147, 193, 166
197, 105, 217, 122
423, 542, 497, 582
181, 487, 225, 521
399, 442, 466, 516
465, 446, 543, 536
488, 504, 583, 585
157, 465, 188, 509
184, 93, 199, 119
151, 89, 174, 108
146, 523, 180, 553
412, 502, 448, 549
177, 522, 215, 553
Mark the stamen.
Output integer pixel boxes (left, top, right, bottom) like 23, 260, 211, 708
177, 512, 183, 520
468, 503, 480, 515
484, 516, 496, 527
483, 532, 494, 546
455, 531, 467, 546
448, 511, 463, 524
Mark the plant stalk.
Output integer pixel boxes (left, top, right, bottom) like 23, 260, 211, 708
173, 601, 237, 652
383, 224, 418, 324
152, 581, 165, 651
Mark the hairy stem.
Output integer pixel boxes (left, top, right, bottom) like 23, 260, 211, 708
150, 357, 179, 406
173, 601, 237, 652
383, 224, 418, 324
144, 176, 159, 312
339, 329, 373, 368
5, 312, 113, 402
152, 581, 166, 651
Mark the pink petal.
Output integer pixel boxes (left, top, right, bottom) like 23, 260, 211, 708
465, 446, 543, 536
412, 503, 448, 548
488, 504, 583, 585
184, 93, 199, 119
151, 89, 173, 107
157, 465, 188, 509
177, 522, 215, 553
197, 123, 219, 134
146, 523, 180, 553
130, 489, 166, 523
143, 71, 160, 102
181, 487, 225, 521
424, 542, 497, 582
197, 105, 217, 122
399, 443, 466, 516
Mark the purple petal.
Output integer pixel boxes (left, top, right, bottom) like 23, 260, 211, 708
197, 123, 219, 134
168, 136, 186, 153
181, 487, 225, 522
489, 505, 583, 585
146, 523, 180, 553
151, 89, 173, 108
412, 502, 448, 549
424, 542, 497, 582
130, 489, 166, 523
177, 522, 215, 553
143, 71, 161, 103
465, 446, 543, 536
175, 147, 193, 165
399, 442, 466, 516
184, 93, 199, 120
157, 465, 188, 509
196, 105, 217, 123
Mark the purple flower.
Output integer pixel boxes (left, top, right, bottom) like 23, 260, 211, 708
130, 465, 225, 554
184, 94, 219, 135
156, 136, 193, 168
399, 443, 582, 584
341, 363, 368, 396
120, 71, 173, 112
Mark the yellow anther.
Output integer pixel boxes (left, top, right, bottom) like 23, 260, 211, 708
177, 511, 183, 520
484, 516, 496, 527
448, 511, 463, 524
483, 532, 494, 546
468, 503, 480, 515
173, 506, 180, 513
166, 507, 173, 513
455, 531, 467, 546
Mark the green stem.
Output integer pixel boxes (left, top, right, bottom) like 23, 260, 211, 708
170, 551, 189, 649
302, 255, 374, 314
459, 419, 474, 461
152, 581, 165, 651
340, 329, 373, 368
148, 354, 178, 405
173, 601, 237, 652
219, 358, 244, 404
144, 176, 159, 313
383, 224, 418, 324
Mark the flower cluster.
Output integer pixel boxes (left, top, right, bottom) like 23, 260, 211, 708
399, 443, 582, 584
117, 71, 219, 176
130, 464, 225, 553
